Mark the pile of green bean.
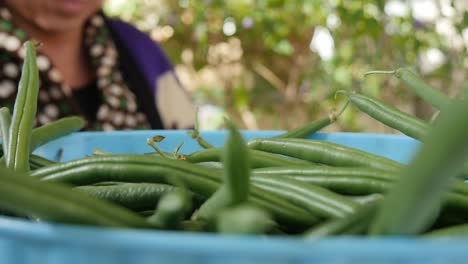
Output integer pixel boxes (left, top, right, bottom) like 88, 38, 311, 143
1, 41, 468, 238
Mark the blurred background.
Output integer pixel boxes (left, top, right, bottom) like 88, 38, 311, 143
104, 0, 468, 132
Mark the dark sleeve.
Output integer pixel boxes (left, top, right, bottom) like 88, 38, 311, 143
105, 17, 196, 129
104, 17, 164, 129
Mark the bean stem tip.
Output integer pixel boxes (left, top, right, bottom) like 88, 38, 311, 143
364, 70, 396, 76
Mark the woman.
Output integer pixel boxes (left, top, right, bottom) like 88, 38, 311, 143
0, 0, 195, 130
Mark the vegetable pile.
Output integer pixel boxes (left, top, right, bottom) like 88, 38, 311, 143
1, 41, 468, 238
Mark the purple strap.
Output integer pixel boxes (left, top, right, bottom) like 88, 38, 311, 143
107, 19, 174, 95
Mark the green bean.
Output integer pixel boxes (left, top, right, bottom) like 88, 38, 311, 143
254, 166, 468, 211
30, 116, 86, 152
253, 166, 396, 182
76, 182, 181, 211
338, 91, 428, 140
0, 107, 11, 165
430, 211, 468, 230
256, 173, 391, 195
0, 167, 152, 228
0, 145, 55, 170
253, 166, 396, 195
146, 136, 174, 159
349, 194, 384, 205
29, 154, 56, 170
148, 188, 192, 229
188, 129, 214, 149
30, 155, 318, 228
248, 138, 403, 172
195, 119, 250, 221
36, 161, 219, 194
190, 111, 212, 149
304, 198, 380, 239
443, 193, 468, 213
222, 119, 250, 204
247, 186, 319, 229
370, 97, 468, 235
195, 161, 223, 169
180, 220, 206, 232
6, 41, 40, 172
252, 176, 359, 218
184, 147, 315, 168
29, 154, 218, 180
273, 102, 349, 139
365, 68, 450, 110
253, 165, 468, 198
216, 204, 275, 235
424, 224, 468, 237
92, 148, 113, 156
138, 210, 155, 217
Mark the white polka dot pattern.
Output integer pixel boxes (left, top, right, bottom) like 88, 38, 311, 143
0, 80, 14, 98
4, 35, 20, 51
3, 63, 18, 77
0, 10, 152, 130
36, 56, 51, 71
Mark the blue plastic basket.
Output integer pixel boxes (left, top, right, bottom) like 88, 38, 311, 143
1, 131, 466, 264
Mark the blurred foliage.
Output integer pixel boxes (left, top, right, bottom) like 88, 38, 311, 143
105, 0, 468, 132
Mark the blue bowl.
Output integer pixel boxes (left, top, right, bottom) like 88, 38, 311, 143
32, 130, 419, 163
1, 131, 465, 264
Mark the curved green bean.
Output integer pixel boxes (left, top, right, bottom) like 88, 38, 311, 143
371, 96, 468, 235
195, 119, 250, 221
248, 138, 403, 172
184, 147, 315, 168
0, 107, 11, 164
6, 41, 40, 172
31, 116, 86, 151
0, 167, 152, 228
338, 91, 428, 140
30, 155, 318, 228
76, 182, 181, 211
274, 102, 349, 139
365, 68, 450, 110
